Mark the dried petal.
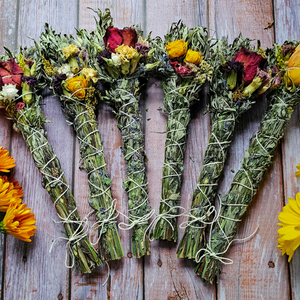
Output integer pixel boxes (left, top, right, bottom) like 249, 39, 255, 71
121, 28, 138, 48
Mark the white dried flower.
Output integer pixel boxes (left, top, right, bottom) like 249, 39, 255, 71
58, 64, 73, 79
0, 84, 19, 101
111, 53, 122, 67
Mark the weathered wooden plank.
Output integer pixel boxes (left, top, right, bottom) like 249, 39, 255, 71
71, 3, 144, 299
0, 1, 18, 299
208, 0, 290, 298
0, 0, 18, 52
3, 1, 78, 299
17, 0, 78, 47
208, 0, 274, 48
274, 1, 300, 299
79, 0, 144, 31
145, 0, 207, 38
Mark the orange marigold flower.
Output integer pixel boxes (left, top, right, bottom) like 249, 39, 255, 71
0, 147, 16, 172
0, 203, 36, 242
66, 76, 88, 99
0, 176, 22, 212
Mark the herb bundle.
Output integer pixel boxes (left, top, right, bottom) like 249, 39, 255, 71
0, 47, 101, 272
195, 42, 300, 283
149, 21, 213, 242
177, 36, 271, 259
37, 9, 124, 262
95, 20, 160, 258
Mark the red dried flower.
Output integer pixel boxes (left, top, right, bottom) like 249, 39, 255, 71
104, 27, 138, 53
233, 47, 266, 86
0, 58, 24, 90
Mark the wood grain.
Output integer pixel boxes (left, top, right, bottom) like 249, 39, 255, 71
17, 0, 78, 47
2, 0, 78, 298
0, 1, 18, 298
145, 0, 207, 38
208, 0, 274, 48
274, 1, 300, 299
79, 0, 144, 31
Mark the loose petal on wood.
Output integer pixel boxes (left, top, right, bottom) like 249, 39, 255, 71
274, 1, 300, 298
208, 0, 274, 47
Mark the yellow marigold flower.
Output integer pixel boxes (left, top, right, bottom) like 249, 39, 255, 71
0, 147, 16, 172
286, 44, 300, 86
0, 176, 22, 212
0, 203, 36, 242
81, 68, 98, 83
277, 193, 300, 262
296, 163, 300, 177
185, 49, 203, 65
166, 39, 188, 59
62, 44, 79, 59
66, 76, 88, 99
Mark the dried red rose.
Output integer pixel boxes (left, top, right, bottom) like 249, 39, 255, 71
233, 47, 266, 86
104, 27, 138, 53
0, 58, 24, 90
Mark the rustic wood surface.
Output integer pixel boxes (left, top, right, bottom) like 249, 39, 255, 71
0, 0, 299, 299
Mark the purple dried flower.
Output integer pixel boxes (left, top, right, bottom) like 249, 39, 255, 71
135, 43, 149, 56
223, 60, 244, 73
21, 75, 38, 88
97, 49, 111, 66
77, 50, 87, 59
54, 73, 67, 93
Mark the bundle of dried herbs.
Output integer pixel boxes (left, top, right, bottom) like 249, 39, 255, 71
0, 47, 101, 273
177, 35, 271, 259
195, 41, 300, 283
149, 21, 213, 242
94, 20, 160, 257
36, 9, 124, 262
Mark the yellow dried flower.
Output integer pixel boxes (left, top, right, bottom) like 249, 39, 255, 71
277, 193, 300, 262
17, 53, 26, 71
62, 44, 79, 59
81, 68, 98, 83
42, 56, 55, 76
66, 76, 88, 99
185, 49, 203, 65
286, 44, 300, 87
115, 45, 138, 63
166, 40, 188, 59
